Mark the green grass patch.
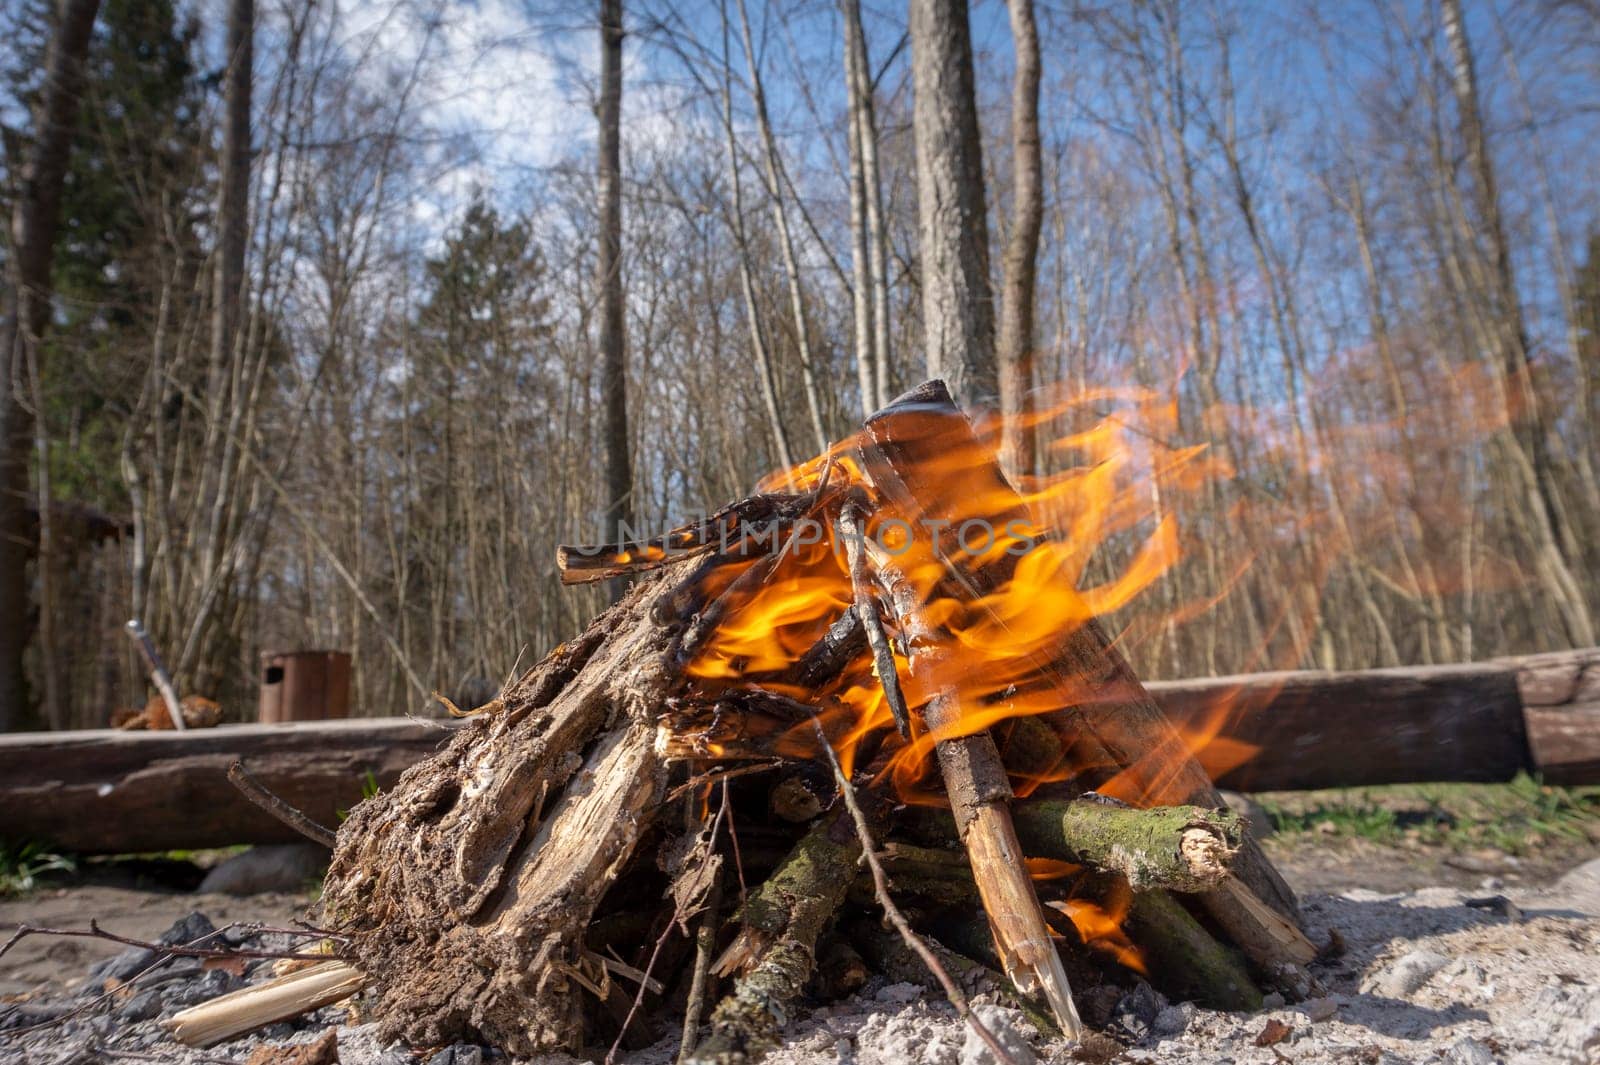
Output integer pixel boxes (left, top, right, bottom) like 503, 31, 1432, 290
1256, 773, 1600, 855
0, 840, 77, 897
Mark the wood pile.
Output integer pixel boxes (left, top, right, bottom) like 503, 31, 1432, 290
172, 382, 1316, 1060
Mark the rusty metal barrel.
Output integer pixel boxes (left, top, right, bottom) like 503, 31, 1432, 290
257, 650, 352, 723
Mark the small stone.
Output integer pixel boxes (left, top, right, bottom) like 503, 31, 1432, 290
1443, 1037, 1497, 1065
834, 1036, 853, 1058
200, 843, 330, 896
84, 945, 156, 991
960, 1004, 1036, 1065
164, 967, 240, 1008
159, 911, 217, 946
116, 989, 164, 1023
1362, 949, 1450, 999
1110, 983, 1165, 1043
874, 981, 922, 1004
1302, 997, 1338, 1023
1260, 992, 1286, 1010
1152, 1004, 1193, 1038
1462, 894, 1522, 921
427, 1045, 486, 1065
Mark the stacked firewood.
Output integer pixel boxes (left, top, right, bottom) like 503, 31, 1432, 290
169, 382, 1315, 1061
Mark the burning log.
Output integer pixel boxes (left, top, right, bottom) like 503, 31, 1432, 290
235, 379, 1315, 1059
905, 797, 1243, 893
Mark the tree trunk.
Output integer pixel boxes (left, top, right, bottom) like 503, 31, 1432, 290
598, 0, 633, 543
212, 0, 253, 395
0, 0, 102, 733
909, 0, 997, 402
841, 0, 894, 411
1440, 0, 1593, 645
842, 0, 878, 417
997, 0, 1042, 476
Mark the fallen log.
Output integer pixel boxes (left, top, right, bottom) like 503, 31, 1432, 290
6, 644, 1589, 856
1500, 647, 1600, 785
904, 797, 1244, 893
1149, 662, 1531, 791
0, 718, 456, 853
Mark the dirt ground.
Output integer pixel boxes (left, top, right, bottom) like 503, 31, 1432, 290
2, 832, 1597, 1063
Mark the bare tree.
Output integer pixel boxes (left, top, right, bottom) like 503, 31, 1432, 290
0, 0, 102, 731
997, 0, 1042, 476
841, 0, 894, 411
599, 0, 633, 540
909, 0, 996, 401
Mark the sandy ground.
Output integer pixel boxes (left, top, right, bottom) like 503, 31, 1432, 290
2, 841, 1597, 1063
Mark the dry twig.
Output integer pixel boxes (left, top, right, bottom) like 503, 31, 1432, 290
806, 717, 1021, 1065
226, 759, 337, 848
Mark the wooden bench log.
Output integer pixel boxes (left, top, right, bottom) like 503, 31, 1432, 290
1, 652, 1593, 856
0, 718, 457, 853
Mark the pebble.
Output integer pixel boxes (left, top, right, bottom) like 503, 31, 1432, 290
1363, 949, 1450, 999
1152, 1003, 1194, 1038
1303, 997, 1338, 1023
1443, 1037, 1497, 1065
874, 981, 922, 1004
426, 1046, 486, 1065
116, 988, 164, 1023
1260, 992, 1286, 1010
960, 1005, 1035, 1065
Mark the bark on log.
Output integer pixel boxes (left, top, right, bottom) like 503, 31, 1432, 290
1124, 891, 1261, 1011
1149, 663, 1531, 791
1499, 647, 1600, 785
856, 381, 1301, 929
319, 578, 680, 1054
904, 798, 1243, 892
0, 719, 455, 853
691, 811, 863, 1065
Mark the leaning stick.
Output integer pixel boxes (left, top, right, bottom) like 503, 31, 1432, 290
124, 618, 185, 732
164, 960, 367, 1047
227, 759, 338, 848
807, 716, 1019, 1065
856, 516, 1084, 1039
839, 507, 912, 738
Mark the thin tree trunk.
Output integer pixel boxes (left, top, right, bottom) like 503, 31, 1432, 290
1440, 0, 1593, 645
599, 0, 633, 542
997, 0, 1042, 477
733, 0, 831, 455
0, 0, 102, 732
841, 0, 894, 409
842, 0, 878, 418
718, 0, 793, 472
909, 0, 997, 401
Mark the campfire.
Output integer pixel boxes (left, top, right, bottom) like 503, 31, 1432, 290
166, 381, 1315, 1060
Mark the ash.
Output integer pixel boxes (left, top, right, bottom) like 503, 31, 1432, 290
3, 859, 1596, 1065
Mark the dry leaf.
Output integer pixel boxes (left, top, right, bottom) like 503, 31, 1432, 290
1255, 1018, 1294, 1047
203, 955, 249, 978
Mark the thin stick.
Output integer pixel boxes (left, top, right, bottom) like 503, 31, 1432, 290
678, 870, 724, 1064
0, 921, 339, 965
124, 618, 185, 731
838, 504, 911, 737
609, 797, 729, 1065
226, 759, 337, 848
807, 718, 1021, 1065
